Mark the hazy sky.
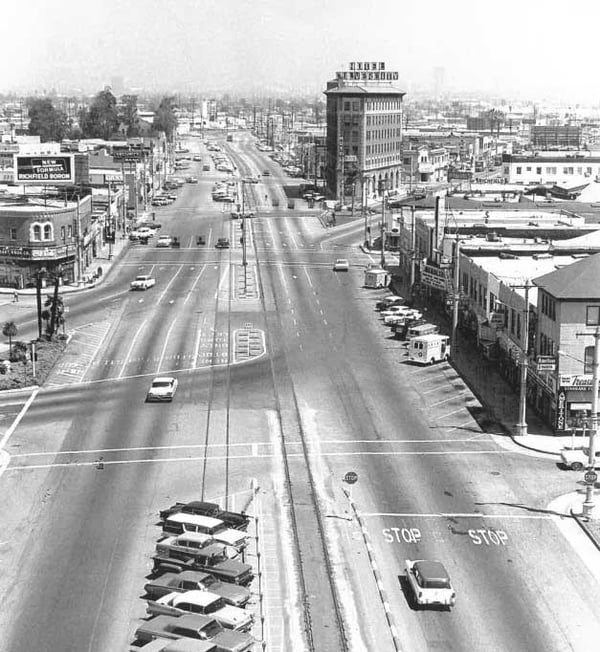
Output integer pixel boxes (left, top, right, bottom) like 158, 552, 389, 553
2, 0, 599, 101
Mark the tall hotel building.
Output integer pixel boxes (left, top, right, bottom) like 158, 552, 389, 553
324, 61, 405, 201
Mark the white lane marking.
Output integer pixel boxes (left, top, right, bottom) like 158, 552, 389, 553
193, 313, 208, 368
6, 449, 509, 472
10, 436, 494, 458
157, 317, 178, 373
429, 392, 470, 408
362, 512, 554, 519
303, 266, 313, 288
215, 265, 230, 299
184, 264, 207, 305
207, 227, 212, 247
0, 388, 39, 450
434, 408, 468, 420
157, 265, 183, 303
118, 319, 148, 378
80, 322, 114, 381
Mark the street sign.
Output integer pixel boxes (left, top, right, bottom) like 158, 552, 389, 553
344, 471, 358, 485
584, 470, 598, 485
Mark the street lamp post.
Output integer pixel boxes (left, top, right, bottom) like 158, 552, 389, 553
581, 326, 600, 518
515, 280, 532, 437
241, 179, 247, 292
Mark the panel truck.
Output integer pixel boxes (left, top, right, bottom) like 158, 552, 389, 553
408, 334, 450, 365
405, 559, 456, 608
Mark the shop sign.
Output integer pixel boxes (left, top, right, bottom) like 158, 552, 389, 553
556, 388, 566, 431
0, 245, 32, 257
559, 374, 595, 389
536, 355, 556, 372
420, 263, 450, 291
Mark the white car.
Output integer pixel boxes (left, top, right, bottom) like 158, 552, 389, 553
130, 274, 156, 291
147, 590, 253, 631
405, 559, 456, 608
130, 227, 154, 239
333, 259, 350, 272
383, 311, 423, 326
147, 377, 178, 402
560, 447, 600, 471
381, 305, 415, 318
157, 235, 173, 247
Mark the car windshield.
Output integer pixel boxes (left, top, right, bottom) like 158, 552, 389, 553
152, 381, 172, 388
203, 620, 223, 637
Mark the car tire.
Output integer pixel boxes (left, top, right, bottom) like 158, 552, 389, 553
571, 462, 584, 471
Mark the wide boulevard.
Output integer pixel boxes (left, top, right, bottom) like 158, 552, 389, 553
0, 132, 598, 652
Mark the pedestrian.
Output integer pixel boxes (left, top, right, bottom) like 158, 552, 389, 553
13, 289, 19, 303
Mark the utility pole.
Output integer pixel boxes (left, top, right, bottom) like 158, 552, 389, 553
577, 326, 600, 518
380, 184, 386, 268
514, 279, 532, 436
76, 196, 83, 285
451, 238, 461, 357
410, 205, 416, 291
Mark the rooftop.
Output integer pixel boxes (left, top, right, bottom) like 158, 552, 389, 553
533, 252, 600, 299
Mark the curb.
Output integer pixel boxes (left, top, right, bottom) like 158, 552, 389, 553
571, 509, 600, 552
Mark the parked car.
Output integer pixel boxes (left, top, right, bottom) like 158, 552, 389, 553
376, 295, 405, 311
262, 169, 270, 176
215, 238, 230, 249
159, 501, 250, 531
186, 176, 199, 184
560, 447, 600, 471
138, 221, 162, 230
197, 235, 206, 245
405, 559, 456, 608
144, 570, 251, 607
381, 305, 415, 318
147, 590, 253, 631
383, 310, 423, 326
151, 542, 253, 585
193, 156, 203, 161
333, 259, 350, 272
130, 274, 156, 291
134, 614, 255, 651
147, 377, 178, 402
131, 638, 217, 651
244, 176, 259, 184
162, 513, 248, 552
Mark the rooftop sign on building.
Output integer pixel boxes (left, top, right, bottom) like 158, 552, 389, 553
336, 61, 399, 82
14, 155, 74, 184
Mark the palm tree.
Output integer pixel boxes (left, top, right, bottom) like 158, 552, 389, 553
2, 321, 17, 357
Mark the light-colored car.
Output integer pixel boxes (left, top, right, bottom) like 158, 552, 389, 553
560, 447, 600, 471
333, 259, 350, 272
244, 176, 259, 184
405, 559, 456, 608
147, 377, 178, 402
147, 590, 253, 632
131, 227, 154, 239
157, 235, 173, 247
381, 305, 415, 318
130, 274, 156, 291
383, 311, 423, 326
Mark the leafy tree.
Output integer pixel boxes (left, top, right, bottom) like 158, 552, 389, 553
120, 94, 140, 137
81, 89, 120, 140
27, 98, 68, 142
153, 96, 177, 142
2, 321, 17, 356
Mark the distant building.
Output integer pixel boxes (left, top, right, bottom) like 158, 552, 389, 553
531, 125, 580, 150
502, 152, 600, 185
324, 61, 405, 201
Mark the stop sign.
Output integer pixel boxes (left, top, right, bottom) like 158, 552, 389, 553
344, 471, 358, 485
584, 470, 598, 485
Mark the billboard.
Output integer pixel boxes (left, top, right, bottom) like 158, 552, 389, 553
14, 155, 74, 184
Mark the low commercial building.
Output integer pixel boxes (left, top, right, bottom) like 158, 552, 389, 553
502, 152, 600, 185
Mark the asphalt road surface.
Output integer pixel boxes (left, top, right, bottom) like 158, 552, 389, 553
0, 133, 599, 652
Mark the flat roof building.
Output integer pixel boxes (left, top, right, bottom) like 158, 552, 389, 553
324, 61, 405, 202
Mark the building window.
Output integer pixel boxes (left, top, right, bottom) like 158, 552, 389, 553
10, 227, 17, 241
43, 224, 53, 240
536, 167, 542, 175
516, 167, 521, 175
60, 225, 66, 241
352, 101, 359, 111
586, 305, 600, 326
32, 224, 42, 241
344, 101, 350, 111
585, 346, 595, 374
68, 225, 73, 238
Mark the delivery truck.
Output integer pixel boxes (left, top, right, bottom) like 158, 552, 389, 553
408, 334, 450, 365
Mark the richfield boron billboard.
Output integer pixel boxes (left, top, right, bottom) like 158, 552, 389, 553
14, 155, 74, 184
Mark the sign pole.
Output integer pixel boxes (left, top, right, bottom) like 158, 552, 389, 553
582, 326, 600, 518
